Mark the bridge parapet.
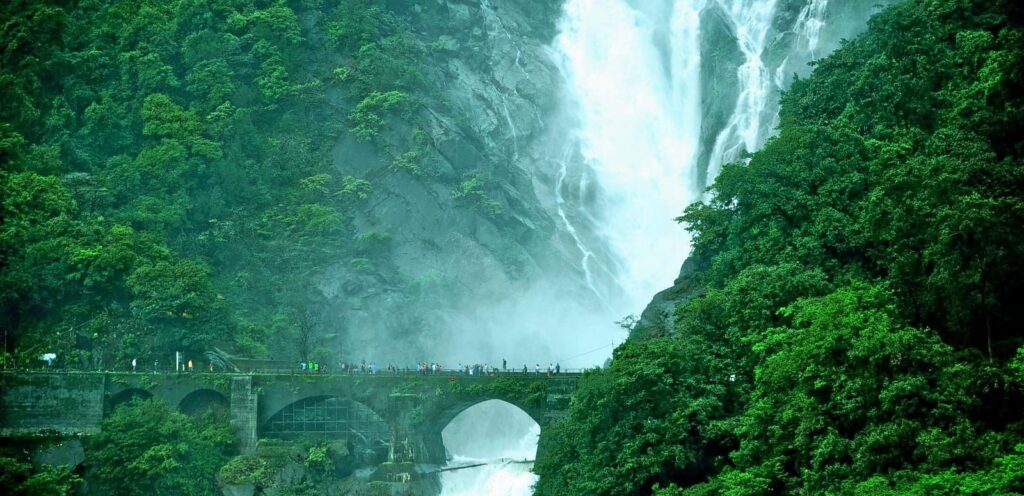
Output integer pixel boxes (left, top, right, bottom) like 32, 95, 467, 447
0, 372, 105, 436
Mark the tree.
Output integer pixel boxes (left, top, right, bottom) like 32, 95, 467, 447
719, 284, 993, 495
126, 260, 232, 354
86, 399, 235, 496
536, 338, 736, 495
0, 457, 80, 496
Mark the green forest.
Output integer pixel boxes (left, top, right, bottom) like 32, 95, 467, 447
535, 0, 1024, 494
0, 0, 485, 493
2, 0, 1024, 494
0, 0, 471, 368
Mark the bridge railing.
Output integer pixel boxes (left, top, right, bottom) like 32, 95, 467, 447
237, 365, 589, 376
0, 368, 590, 377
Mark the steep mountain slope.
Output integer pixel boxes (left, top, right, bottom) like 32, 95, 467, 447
0, 0, 578, 367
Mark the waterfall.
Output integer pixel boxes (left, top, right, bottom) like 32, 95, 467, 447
794, 0, 830, 57
555, 143, 606, 303
554, 0, 706, 314
441, 1, 850, 494
554, 0, 836, 316
707, 0, 838, 181
501, 96, 519, 157
704, 0, 780, 182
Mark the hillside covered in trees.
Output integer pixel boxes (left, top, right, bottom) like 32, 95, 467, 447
535, 0, 1024, 494
1, 0, 565, 370
4, 0, 1024, 494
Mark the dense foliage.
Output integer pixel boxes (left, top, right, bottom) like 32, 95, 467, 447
86, 399, 235, 495
0, 0, 451, 368
535, 0, 1024, 494
0, 456, 81, 496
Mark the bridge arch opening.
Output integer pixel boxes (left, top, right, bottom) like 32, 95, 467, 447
107, 388, 153, 414
440, 399, 539, 495
178, 389, 228, 418
261, 396, 389, 466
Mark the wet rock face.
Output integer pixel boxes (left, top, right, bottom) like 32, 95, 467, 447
221, 483, 256, 496
696, 7, 744, 190
634, 252, 711, 339
319, 1, 578, 361
313, 0, 902, 358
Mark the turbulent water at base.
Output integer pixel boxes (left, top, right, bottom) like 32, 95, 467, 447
440, 401, 540, 496
441, 455, 537, 496
441, 0, 884, 493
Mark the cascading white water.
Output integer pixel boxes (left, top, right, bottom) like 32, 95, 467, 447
501, 97, 520, 157
441, 455, 537, 496
794, 0, 830, 58
555, 143, 604, 302
704, 0, 780, 182
554, 0, 706, 313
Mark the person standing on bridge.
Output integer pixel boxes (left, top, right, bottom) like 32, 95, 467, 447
502, 358, 506, 372
535, 364, 540, 374
523, 364, 527, 374
556, 363, 560, 375
188, 359, 193, 372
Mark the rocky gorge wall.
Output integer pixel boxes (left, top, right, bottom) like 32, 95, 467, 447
315, 0, 608, 366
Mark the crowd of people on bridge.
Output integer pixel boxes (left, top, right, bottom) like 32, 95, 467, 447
9, 351, 581, 377
320, 359, 565, 377
27, 354, 572, 376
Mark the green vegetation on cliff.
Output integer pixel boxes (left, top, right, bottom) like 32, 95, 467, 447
1, 0, 376, 367
87, 399, 235, 496
535, 0, 1024, 494
0, 0, 498, 368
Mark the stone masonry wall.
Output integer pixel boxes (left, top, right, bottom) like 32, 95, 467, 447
0, 373, 105, 436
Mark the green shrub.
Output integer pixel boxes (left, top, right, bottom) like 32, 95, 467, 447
218, 455, 274, 487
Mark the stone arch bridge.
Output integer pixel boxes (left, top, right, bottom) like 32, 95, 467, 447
0, 372, 578, 467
